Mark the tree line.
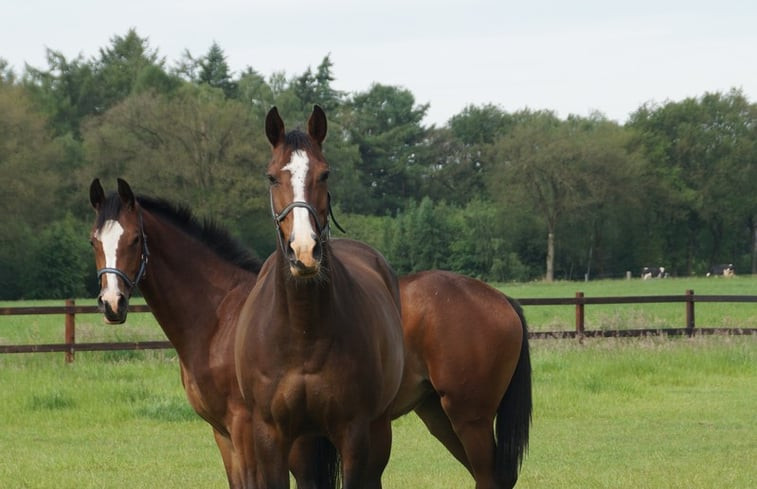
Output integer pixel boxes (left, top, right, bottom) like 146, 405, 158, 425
1, 29, 755, 299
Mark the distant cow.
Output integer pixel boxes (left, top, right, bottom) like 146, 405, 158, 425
707, 264, 735, 277
641, 266, 668, 279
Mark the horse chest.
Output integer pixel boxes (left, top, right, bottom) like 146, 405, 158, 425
257, 371, 341, 433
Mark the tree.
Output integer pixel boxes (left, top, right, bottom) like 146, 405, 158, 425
94, 29, 166, 107
345, 84, 429, 214
23, 29, 171, 139
0, 83, 63, 226
629, 89, 757, 275
289, 55, 342, 116
448, 103, 515, 145
22, 214, 91, 299
82, 84, 271, 249
0, 58, 16, 84
0, 82, 67, 298
198, 42, 237, 98
422, 105, 516, 205
23, 50, 98, 138
237, 67, 275, 120
487, 111, 644, 281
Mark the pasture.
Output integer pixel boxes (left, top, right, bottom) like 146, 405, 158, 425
496, 275, 757, 332
0, 338, 754, 488
0, 276, 755, 488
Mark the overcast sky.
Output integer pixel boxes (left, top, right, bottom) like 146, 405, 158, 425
2, 0, 755, 126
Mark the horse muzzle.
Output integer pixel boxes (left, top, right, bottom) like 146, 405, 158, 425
98, 293, 128, 324
287, 233, 323, 278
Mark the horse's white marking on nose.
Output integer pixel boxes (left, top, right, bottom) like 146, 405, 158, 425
283, 150, 316, 240
95, 220, 124, 298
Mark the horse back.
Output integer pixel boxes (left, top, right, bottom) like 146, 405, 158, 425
398, 270, 523, 396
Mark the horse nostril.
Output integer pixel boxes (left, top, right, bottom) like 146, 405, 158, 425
286, 236, 297, 261
97, 296, 105, 310
118, 294, 127, 311
312, 239, 322, 262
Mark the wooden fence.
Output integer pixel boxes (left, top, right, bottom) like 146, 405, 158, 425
1, 290, 755, 362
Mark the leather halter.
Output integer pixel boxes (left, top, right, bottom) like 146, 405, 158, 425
269, 191, 345, 256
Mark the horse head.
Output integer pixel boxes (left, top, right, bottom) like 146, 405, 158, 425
265, 105, 331, 278
89, 178, 148, 324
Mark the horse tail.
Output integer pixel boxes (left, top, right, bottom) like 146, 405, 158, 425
495, 296, 532, 489
309, 436, 341, 489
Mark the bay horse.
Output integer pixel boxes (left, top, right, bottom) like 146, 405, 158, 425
234, 106, 406, 489
88, 133, 531, 489
89, 177, 260, 488
391, 270, 531, 489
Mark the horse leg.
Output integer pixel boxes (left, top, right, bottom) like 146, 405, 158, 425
229, 409, 257, 489
212, 429, 239, 489
441, 395, 501, 489
290, 436, 340, 489
290, 437, 316, 489
413, 394, 472, 472
361, 414, 394, 489
336, 415, 392, 489
251, 419, 290, 489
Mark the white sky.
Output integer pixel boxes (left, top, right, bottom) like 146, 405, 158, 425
2, 0, 755, 126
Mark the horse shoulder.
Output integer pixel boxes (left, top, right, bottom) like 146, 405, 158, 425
329, 239, 401, 307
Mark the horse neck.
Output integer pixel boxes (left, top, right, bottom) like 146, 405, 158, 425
137, 210, 256, 353
273, 246, 337, 334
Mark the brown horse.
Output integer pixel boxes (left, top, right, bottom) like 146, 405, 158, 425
89, 178, 260, 488
88, 151, 530, 488
393, 270, 530, 489
234, 106, 406, 489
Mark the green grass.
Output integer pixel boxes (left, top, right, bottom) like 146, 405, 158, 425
0, 336, 754, 488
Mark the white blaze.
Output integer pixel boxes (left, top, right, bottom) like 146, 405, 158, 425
282, 150, 316, 241
96, 220, 125, 298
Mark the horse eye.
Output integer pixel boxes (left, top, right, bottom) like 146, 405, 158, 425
319, 171, 330, 183
267, 174, 278, 185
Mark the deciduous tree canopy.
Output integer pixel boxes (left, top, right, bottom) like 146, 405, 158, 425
1, 30, 754, 298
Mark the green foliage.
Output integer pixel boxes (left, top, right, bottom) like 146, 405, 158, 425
346, 83, 429, 214
21, 214, 91, 299
196, 42, 237, 98
629, 89, 757, 275
1, 31, 755, 298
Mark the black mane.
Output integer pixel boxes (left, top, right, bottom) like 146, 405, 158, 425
96, 193, 262, 274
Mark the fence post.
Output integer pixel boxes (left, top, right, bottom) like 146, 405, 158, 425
65, 298, 75, 363
575, 291, 585, 339
685, 289, 695, 337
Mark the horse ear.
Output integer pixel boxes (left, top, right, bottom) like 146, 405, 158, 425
90, 178, 105, 210
117, 178, 136, 209
265, 107, 286, 147
308, 105, 327, 146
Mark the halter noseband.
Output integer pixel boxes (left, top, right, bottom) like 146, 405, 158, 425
96, 210, 150, 293
269, 191, 345, 256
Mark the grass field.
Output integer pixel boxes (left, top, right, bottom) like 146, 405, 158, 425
0, 277, 755, 488
496, 276, 757, 332
0, 340, 755, 487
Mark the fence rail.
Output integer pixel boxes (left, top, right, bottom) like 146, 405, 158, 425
1, 290, 755, 362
